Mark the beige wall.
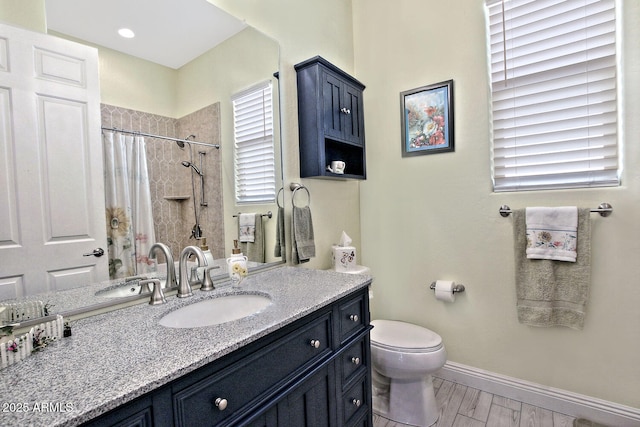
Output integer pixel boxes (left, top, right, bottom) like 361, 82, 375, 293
0, 0, 45, 32
353, 0, 640, 408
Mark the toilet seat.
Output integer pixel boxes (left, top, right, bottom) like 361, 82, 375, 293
371, 319, 443, 353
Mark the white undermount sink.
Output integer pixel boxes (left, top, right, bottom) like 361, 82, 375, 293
158, 293, 272, 328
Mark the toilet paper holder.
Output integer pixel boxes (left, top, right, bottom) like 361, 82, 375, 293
429, 282, 465, 293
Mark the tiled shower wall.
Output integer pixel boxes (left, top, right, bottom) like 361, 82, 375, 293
101, 104, 225, 263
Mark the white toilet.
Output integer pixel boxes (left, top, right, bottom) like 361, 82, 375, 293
370, 319, 447, 427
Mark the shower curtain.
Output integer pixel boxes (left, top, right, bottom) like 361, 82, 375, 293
102, 132, 156, 279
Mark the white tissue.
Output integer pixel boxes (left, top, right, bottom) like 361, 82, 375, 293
339, 231, 352, 247
434, 280, 456, 303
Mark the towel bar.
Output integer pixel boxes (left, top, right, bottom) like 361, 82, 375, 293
429, 282, 466, 293
233, 212, 272, 219
498, 203, 612, 218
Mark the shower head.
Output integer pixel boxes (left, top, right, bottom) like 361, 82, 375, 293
181, 160, 203, 176
176, 134, 196, 149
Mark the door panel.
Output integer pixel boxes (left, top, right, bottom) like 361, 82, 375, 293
0, 23, 107, 296
322, 72, 343, 140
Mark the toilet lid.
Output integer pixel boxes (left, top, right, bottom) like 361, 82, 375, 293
370, 319, 443, 352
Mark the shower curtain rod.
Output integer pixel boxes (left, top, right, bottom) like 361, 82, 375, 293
101, 126, 220, 149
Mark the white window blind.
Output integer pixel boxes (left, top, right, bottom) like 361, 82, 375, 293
232, 81, 276, 203
487, 0, 619, 192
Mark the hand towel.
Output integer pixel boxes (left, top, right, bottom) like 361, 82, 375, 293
274, 206, 286, 261
239, 214, 264, 262
292, 206, 315, 264
513, 208, 591, 330
526, 206, 578, 262
239, 213, 256, 243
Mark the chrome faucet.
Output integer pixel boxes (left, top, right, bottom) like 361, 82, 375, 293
178, 245, 208, 298
148, 242, 177, 289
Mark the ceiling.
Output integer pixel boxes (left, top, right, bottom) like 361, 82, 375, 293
45, 0, 247, 69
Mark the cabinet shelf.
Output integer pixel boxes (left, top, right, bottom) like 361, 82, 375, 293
295, 56, 367, 180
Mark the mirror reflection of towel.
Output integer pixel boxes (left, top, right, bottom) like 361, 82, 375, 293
239, 213, 256, 243
274, 206, 286, 261
292, 206, 315, 264
239, 214, 264, 262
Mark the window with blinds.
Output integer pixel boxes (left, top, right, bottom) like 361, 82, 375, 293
486, 0, 619, 192
232, 81, 276, 203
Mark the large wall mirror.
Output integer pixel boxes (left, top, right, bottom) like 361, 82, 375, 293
0, 0, 284, 319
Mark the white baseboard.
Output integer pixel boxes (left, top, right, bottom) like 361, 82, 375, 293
435, 361, 640, 426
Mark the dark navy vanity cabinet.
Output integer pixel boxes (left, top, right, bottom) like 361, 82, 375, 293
295, 56, 366, 180
83, 287, 372, 427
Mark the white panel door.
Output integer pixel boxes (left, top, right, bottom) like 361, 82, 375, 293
0, 23, 107, 297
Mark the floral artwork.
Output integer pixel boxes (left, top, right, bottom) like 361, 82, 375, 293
401, 80, 454, 156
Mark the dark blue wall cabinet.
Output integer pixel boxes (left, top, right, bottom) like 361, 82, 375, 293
295, 56, 366, 179
82, 287, 372, 427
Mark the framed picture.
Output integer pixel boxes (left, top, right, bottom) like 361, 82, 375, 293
400, 79, 454, 157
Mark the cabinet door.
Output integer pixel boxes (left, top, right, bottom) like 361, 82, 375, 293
322, 72, 344, 141
282, 364, 336, 427
342, 82, 365, 146
241, 405, 279, 427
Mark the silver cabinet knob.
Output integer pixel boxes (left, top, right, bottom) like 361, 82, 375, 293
351, 357, 360, 365
340, 107, 351, 114
310, 339, 320, 348
214, 397, 228, 411
351, 398, 361, 407
349, 314, 359, 322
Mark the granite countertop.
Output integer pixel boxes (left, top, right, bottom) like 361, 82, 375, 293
2, 259, 264, 317
0, 267, 372, 426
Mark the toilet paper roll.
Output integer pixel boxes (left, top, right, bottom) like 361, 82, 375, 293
434, 280, 456, 303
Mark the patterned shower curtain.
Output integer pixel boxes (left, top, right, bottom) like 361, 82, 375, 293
102, 132, 156, 279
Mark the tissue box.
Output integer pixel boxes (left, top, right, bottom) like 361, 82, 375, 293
332, 246, 357, 272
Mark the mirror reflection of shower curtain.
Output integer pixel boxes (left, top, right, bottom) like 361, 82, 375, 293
102, 132, 156, 279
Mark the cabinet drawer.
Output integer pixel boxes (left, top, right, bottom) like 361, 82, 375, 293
343, 375, 368, 425
340, 336, 367, 387
338, 293, 366, 343
173, 313, 332, 426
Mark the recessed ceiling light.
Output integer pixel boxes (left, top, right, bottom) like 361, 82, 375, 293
118, 28, 135, 39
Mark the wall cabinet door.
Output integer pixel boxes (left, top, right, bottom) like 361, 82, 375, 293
322, 72, 364, 147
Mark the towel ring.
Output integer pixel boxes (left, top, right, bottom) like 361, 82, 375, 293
290, 183, 311, 208
276, 187, 284, 209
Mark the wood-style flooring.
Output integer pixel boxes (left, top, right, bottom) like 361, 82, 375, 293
373, 376, 576, 427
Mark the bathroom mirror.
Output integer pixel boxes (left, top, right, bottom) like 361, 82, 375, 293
0, 0, 284, 318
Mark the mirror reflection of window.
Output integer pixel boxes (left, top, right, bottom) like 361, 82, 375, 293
232, 81, 276, 204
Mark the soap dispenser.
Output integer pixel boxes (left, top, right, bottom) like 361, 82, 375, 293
190, 237, 215, 283
199, 237, 215, 266
226, 239, 248, 287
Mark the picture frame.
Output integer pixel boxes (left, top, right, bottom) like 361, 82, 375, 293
400, 79, 454, 157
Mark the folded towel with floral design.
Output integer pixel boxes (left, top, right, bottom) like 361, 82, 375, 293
526, 206, 578, 262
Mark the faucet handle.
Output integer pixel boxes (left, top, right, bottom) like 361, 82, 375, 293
142, 279, 166, 305
200, 266, 220, 291
138, 280, 152, 294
